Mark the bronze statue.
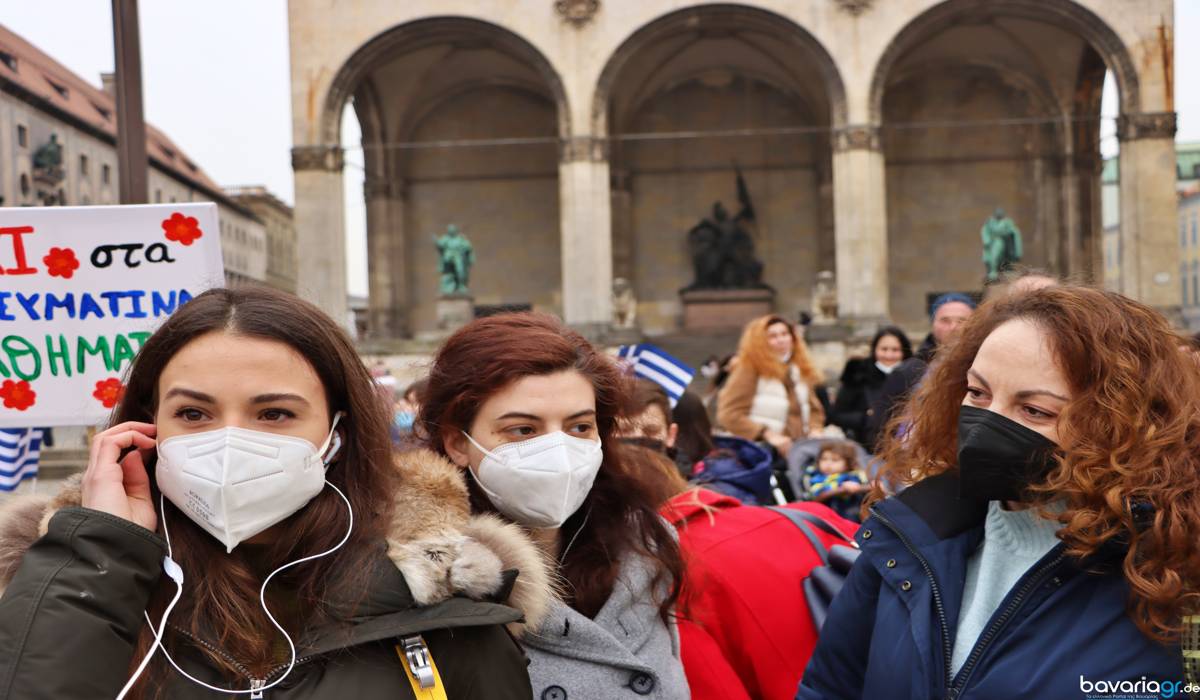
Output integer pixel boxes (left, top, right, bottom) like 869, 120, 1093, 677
434, 224, 474, 295
684, 168, 766, 290
981, 207, 1023, 281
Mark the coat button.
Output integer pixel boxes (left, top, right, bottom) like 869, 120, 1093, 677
630, 672, 656, 695
901, 580, 912, 591
861, 529, 872, 539
542, 686, 567, 700
886, 559, 897, 568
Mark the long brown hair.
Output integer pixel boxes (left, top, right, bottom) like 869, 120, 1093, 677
116, 287, 398, 695
736, 314, 821, 384
418, 312, 684, 622
871, 286, 1200, 641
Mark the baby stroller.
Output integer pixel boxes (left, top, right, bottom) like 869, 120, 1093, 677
783, 438, 875, 520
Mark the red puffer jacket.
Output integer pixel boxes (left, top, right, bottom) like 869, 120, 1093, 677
663, 489, 859, 700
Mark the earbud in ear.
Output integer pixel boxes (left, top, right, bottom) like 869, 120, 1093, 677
324, 433, 343, 465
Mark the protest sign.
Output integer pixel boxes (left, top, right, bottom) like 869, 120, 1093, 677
0, 204, 224, 427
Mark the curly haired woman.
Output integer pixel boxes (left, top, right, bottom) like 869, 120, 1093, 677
798, 286, 1200, 700
717, 315, 826, 458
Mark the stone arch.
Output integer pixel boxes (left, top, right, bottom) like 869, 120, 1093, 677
868, 0, 1140, 124
592, 3, 848, 137
591, 3, 848, 334
320, 16, 570, 149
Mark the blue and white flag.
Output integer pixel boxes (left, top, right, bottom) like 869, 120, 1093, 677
616, 344, 695, 407
0, 428, 43, 492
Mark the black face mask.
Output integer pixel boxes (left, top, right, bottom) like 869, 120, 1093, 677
957, 405, 1058, 502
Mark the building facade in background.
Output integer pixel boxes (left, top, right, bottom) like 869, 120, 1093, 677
0, 24, 277, 290
1180, 189, 1200, 332
1102, 142, 1199, 305
226, 185, 297, 293
290, 0, 1178, 339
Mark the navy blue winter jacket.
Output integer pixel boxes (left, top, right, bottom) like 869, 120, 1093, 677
690, 435, 775, 505
798, 472, 1184, 700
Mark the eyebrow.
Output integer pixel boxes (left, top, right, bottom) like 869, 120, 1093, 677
162, 387, 215, 403
495, 409, 596, 421
967, 370, 1068, 402
161, 388, 310, 406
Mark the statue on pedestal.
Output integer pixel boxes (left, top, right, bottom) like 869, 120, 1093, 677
981, 207, 1023, 282
434, 224, 474, 295
683, 168, 767, 291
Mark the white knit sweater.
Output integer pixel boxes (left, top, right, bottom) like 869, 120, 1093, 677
950, 500, 1062, 675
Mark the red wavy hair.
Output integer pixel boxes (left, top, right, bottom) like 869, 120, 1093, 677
871, 286, 1200, 641
735, 314, 821, 384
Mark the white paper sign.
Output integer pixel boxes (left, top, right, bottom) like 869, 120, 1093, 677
0, 203, 224, 427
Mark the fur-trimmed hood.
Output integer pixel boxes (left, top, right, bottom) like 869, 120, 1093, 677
0, 448, 554, 633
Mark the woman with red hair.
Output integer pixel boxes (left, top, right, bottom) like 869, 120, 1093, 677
799, 286, 1200, 699
718, 315, 826, 458
418, 313, 689, 700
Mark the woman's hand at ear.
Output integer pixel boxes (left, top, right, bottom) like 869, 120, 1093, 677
81, 422, 159, 532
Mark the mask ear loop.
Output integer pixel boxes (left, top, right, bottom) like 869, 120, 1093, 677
124, 482, 355, 697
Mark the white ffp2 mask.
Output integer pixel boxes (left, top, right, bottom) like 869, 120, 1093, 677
155, 413, 344, 552
463, 430, 603, 528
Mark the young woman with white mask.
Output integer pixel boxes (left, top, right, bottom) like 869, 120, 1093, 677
0, 287, 548, 699
419, 312, 690, 700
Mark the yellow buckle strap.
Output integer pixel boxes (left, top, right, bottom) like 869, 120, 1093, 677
397, 635, 447, 700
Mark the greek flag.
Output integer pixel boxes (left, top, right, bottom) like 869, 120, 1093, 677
0, 428, 43, 492
616, 344, 695, 407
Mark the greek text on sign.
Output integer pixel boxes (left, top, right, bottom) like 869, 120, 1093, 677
0, 204, 224, 427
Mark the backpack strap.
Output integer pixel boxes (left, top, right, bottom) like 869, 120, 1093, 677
397, 635, 448, 700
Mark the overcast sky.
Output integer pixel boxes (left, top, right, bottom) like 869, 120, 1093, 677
3, 2, 1197, 296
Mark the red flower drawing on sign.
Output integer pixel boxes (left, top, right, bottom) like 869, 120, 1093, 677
92, 378, 125, 409
0, 380, 36, 411
42, 246, 80, 279
162, 212, 203, 246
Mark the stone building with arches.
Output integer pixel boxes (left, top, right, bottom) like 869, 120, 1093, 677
288, 0, 1177, 341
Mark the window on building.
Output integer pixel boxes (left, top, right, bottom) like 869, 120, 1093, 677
91, 102, 111, 121
154, 189, 162, 203
1184, 221, 1190, 249
1183, 263, 1189, 305
19, 173, 29, 197
1194, 218, 1199, 248
16, 125, 27, 148
79, 154, 88, 176
45, 77, 68, 100
0, 51, 16, 72
1194, 261, 1199, 307
101, 164, 110, 185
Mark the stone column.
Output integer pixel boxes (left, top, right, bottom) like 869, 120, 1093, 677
558, 136, 613, 338
364, 178, 408, 339
1116, 112, 1179, 318
831, 125, 889, 333
291, 145, 349, 327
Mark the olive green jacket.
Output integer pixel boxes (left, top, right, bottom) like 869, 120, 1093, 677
0, 450, 555, 699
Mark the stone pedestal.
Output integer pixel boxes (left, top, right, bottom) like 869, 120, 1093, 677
436, 295, 474, 333
680, 288, 774, 332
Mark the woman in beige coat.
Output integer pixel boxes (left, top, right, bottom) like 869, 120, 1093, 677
717, 315, 826, 458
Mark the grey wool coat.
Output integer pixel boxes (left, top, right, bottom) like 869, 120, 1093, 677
521, 553, 690, 700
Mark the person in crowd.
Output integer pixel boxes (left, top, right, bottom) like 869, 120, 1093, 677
829, 326, 912, 449
619, 392, 857, 700
799, 286, 1200, 699
0, 287, 545, 699
983, 266, 1060, 302
418, 313, 690, 700
626, 382, 775, 505
802, 440, 869, 521
866, 294, 977, 451
718, 315, 827, 459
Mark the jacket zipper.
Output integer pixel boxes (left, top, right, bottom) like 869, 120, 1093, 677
870, 507, 955, 697
945, 550, 1066, 700
167, 623, 321, 697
